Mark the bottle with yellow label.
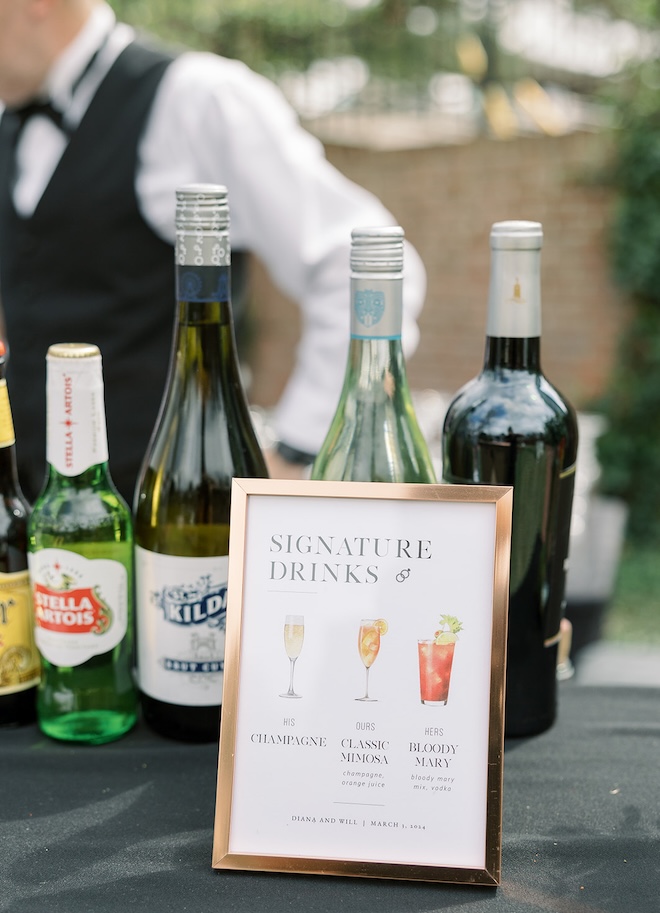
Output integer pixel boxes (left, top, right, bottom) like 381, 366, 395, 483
0, 342, 39, 726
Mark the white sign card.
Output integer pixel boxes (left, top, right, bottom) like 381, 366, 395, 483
213, 479, 512, 885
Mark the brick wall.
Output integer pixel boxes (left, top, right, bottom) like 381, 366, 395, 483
246, 129, 630, 415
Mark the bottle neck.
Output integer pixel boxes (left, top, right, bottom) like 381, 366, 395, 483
350, 271, 403, 342
172, 265, 240, 368
43, 461, 113, 491
483, 336, 541, 371
346, 272, 408, 388
483, 244, 542, 371
0, 442, 20, 488
0, 377, 23, 493
486, 246, 542, 336
175, 262, 232, 320
46, 354, 110, 479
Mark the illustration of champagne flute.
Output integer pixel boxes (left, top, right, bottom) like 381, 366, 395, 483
280, 614, 304, 698
356, 618, 387, 701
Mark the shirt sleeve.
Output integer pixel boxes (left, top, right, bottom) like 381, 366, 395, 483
136, 52, 427, 456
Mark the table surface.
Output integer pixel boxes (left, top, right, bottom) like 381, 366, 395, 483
1, 681, 658, 913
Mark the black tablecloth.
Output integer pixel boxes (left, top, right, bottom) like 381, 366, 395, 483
2, 682, 658, 913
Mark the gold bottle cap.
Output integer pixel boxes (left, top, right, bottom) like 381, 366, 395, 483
47, 343, 101, 359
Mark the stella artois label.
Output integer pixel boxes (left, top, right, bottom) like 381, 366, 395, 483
29, 548, 128, 667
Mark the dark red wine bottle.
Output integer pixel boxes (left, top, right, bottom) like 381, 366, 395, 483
442, 221, 578, 737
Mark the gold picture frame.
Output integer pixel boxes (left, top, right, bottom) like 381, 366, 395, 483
212, 479, 512, 886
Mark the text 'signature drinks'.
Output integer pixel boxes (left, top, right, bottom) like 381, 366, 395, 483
28, 344, 137, 744
134, 185, 268, 743
311, 227, 436, 483
442, 221, 578, 737
0, 344, 39, 726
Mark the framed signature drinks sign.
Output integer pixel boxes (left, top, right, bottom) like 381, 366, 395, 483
212, 479, 512, 885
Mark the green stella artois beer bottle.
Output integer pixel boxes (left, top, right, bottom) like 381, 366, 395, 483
28, 343, 137, 744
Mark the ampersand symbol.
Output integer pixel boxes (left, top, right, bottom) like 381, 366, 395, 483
396, 568, 411, 583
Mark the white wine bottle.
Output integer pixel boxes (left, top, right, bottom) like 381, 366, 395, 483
311, 227, 435, 483
442, 221, 578, 737
134, 185, 268, 743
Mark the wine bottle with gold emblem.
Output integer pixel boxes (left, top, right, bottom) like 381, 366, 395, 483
442, 221, 578, 737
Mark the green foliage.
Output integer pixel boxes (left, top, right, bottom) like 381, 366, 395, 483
610, 116, 660, 299
108, 0, 460, 86
604, 544, 660, 642
597, 301, 660, 542
597, 80, 660, 542
106, 0, 660, 543
573, 0, 660, 27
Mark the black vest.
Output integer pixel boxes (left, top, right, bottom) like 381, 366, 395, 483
0, 40, 249, 505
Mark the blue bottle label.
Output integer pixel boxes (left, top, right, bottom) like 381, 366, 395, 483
350, 277, 402, 340
176, 265, 229, 303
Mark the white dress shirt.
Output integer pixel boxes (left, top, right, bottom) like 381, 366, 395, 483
1, 3, 426, 456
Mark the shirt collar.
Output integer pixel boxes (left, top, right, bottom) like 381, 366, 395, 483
45, 3, 117, 111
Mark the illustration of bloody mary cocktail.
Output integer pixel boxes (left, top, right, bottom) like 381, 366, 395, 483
417, 615, 463, 706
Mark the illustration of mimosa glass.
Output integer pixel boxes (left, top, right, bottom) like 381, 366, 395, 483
280, 615, 304, 699
356, 618, 387, 702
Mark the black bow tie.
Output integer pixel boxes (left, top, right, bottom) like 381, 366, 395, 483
4, 99, 69, 142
